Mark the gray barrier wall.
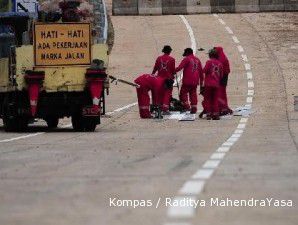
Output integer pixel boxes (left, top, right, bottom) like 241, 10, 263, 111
113, 0, 298, 15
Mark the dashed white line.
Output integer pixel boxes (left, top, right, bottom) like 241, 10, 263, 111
247, 71, 253, 80
218, 18, 226, 25
244, 63, 251, 70
202, 160, 221, 169
225, 26, 234, 34
237, 45, 244, 52
248, 89, 254, 96
248, 81, 255, 88
179, 180, 205, 195
192, 169, 214, 179
241, 54, 248, 62
210, 152, 226, 160
167, 196, 196, 218
232, 36, 240, 43
217, 146, 231, 152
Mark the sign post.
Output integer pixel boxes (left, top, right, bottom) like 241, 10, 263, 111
34, 23, 92, 67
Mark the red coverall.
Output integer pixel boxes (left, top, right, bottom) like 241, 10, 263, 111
175, 54, 203, 113
215, 46, 232, 114
134, 74, 164, 118
152, 54, 175, 111
203, 59, 223, 117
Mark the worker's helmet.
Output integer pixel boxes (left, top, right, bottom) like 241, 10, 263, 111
208, 48, 218, 59
182, 48, 193, 56
162, 45, 172, 54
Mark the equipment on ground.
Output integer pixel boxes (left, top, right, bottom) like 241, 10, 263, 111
110, 75, 140, 88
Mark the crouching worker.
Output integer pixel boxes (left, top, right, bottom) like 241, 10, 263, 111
175, 48, 203, 114
202, 49, 223, 120
134, 74, 164, 119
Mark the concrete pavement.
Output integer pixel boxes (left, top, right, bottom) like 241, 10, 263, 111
0, 10, 297, 225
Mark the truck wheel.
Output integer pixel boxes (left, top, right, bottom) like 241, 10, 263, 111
71, 114, 84, 132
2, 98, 28, 132
46, 117, 59, 129
84, 121, 97, 132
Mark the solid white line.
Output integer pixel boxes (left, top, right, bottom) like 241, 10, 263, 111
227, 137, 239, 143
237, 45, 244, 52
202, 160, 221, 169
179, 180, 205, 195
231, 133, 242, 138
225, 26, 233, 34
213, 14, 219, 17
232, 36, 240, 43
0, 132, 44, 143
192, 169, 214, 179
0, 102, 139, 143
222, 141, 235, 146
164, 223, 191, 225
245, 104, 252, 109
247, 71, 253, 80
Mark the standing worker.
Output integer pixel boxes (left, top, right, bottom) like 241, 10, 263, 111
134, 74, 164, 119
175, 48, 203, 114
202, 49, 224, 120
215, 46, 233, 115
152, 45, 175, 113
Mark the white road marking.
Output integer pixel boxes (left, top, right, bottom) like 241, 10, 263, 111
202, 160, 221, 169
217, 146, 231, 152
225, 26, 233, 34
248, 81, 255, 88
210, 152, 226, 160
247, 71, 253, 80
237, 45, 244, 53
192, 169, 214, 179
244, 63, 251, 70
167, 196, 196, 218
166, 14, 255, 225
218, 18, 226, 25
179, 180, 205, 195
164, 223, 191, 225
0, 132, 44, 143
175, 15, 198, 86
232, 36, 240, 43
234, 129, 244, 134
248, 89, 254, 96
241, 54, 248, 62
246, 97, 253, 103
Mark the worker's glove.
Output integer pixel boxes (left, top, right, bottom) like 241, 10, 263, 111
164, 79, 174, 89
220, 74, 229, 87
200, 86, 205, 95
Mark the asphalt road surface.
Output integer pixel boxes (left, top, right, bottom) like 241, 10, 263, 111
0, 10, 297, 225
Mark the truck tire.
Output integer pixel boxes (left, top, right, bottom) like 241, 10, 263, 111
71, 114, 84, 132
45, 117, 59, 129
2, 97, 28, 132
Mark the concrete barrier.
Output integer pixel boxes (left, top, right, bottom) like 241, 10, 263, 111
259, 0, 285, 11
187, 0, 211, 13
113, 0, 138, 15
235, 0, 260, 12
138, 0, 162, 15
162, 0, 187, 14
210, 0, 235, 13
112, 0, 298, 15
285, 0, 298, 11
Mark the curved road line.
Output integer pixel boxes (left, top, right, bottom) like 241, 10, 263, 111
164, 14, 255, 224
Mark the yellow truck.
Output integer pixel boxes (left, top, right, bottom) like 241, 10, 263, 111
0, 12, 109, 132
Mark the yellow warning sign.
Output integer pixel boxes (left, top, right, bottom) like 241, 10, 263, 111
34, 23, 91, 66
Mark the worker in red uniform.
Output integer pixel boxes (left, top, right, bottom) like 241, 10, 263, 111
202, 48, 224, 120
215, 46, 233, 115
175, 48, 203, 114
152, 45, 175, 113
134, 74, 164, 119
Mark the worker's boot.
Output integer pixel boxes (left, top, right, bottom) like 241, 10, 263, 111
199, 110, 206, 118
